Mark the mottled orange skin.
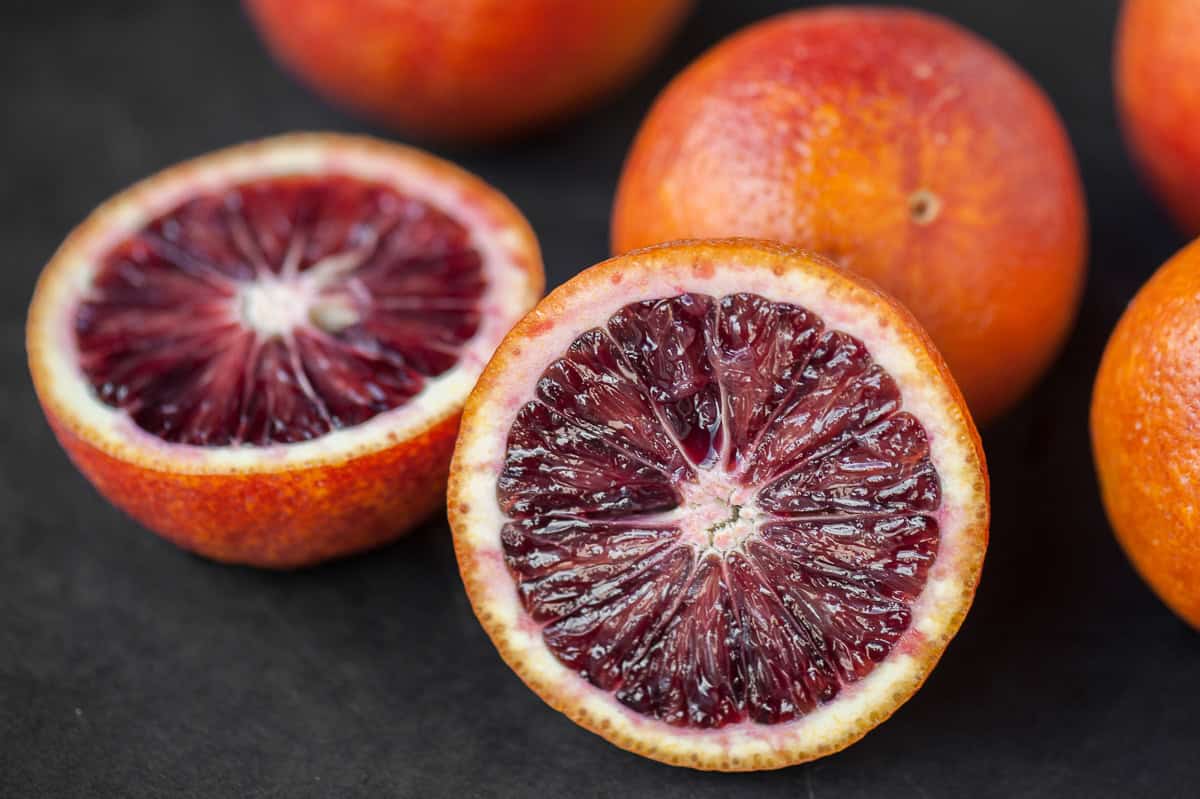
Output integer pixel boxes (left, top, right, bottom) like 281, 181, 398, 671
46, 408, 458, 569
243, 0, 692, 141
1092, 238, 1200, 630
1117, 0, 1200, 235
613, 7, 1088, 424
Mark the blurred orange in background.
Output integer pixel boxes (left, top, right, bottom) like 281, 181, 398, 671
244, 0, 692, 142
1116, 0, 1200, 235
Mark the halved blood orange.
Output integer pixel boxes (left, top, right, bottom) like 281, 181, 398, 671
449, 240, 987, 769
27, 133, 542, 568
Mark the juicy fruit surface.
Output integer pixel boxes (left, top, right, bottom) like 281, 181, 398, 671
612, 7, 1086, 423
1092, 238, 1200, 629
244, 0, 692, 141
1117, 0, 1200, 234
75, 176, 483, 446
498, 292, 940, 728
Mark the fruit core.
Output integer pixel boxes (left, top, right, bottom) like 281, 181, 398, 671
74, 175, 485, 446
677, 473, 761, 551
498, 292, 942, 728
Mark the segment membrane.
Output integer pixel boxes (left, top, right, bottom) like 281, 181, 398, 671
607, 295, 722, 466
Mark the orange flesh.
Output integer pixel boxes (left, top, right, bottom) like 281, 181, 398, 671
76, 175, 484, 446
497, 292, 941, 727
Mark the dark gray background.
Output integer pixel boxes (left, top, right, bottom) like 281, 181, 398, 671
2, 0, 1197, 796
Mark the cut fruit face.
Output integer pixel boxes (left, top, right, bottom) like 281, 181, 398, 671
28, 133, 542, 567
500, 292, 940, 727
76, 174, 486, 446
450, 240, 987, 769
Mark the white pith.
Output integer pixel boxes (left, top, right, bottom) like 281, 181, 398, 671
236, 263, 365, 338
238, 276, 319, 337
28, 134, 541, 474
675, 469, 761, 551
451, 243, 987, 769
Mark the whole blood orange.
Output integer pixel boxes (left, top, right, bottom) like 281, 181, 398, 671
612, 7, 1088, 424
1116, 0, 1200, 235
27, 133, 543, 568
449, 240, 988, 769
243, 0, 693, 142
1092, 238, 1200, 630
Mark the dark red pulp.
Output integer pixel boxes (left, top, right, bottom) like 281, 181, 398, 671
498, 293, 941, 729
74, 176, 485, 445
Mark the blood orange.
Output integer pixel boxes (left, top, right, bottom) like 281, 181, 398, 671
449, 240, 988, 769
27, 133, 542, 568
243, 0, 693, 142
1116, 0, 1200, 235
1092, 237, 1200, 629
611, 7, 1088, 424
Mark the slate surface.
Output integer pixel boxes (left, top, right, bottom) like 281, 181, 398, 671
2, 1, 1197, 796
